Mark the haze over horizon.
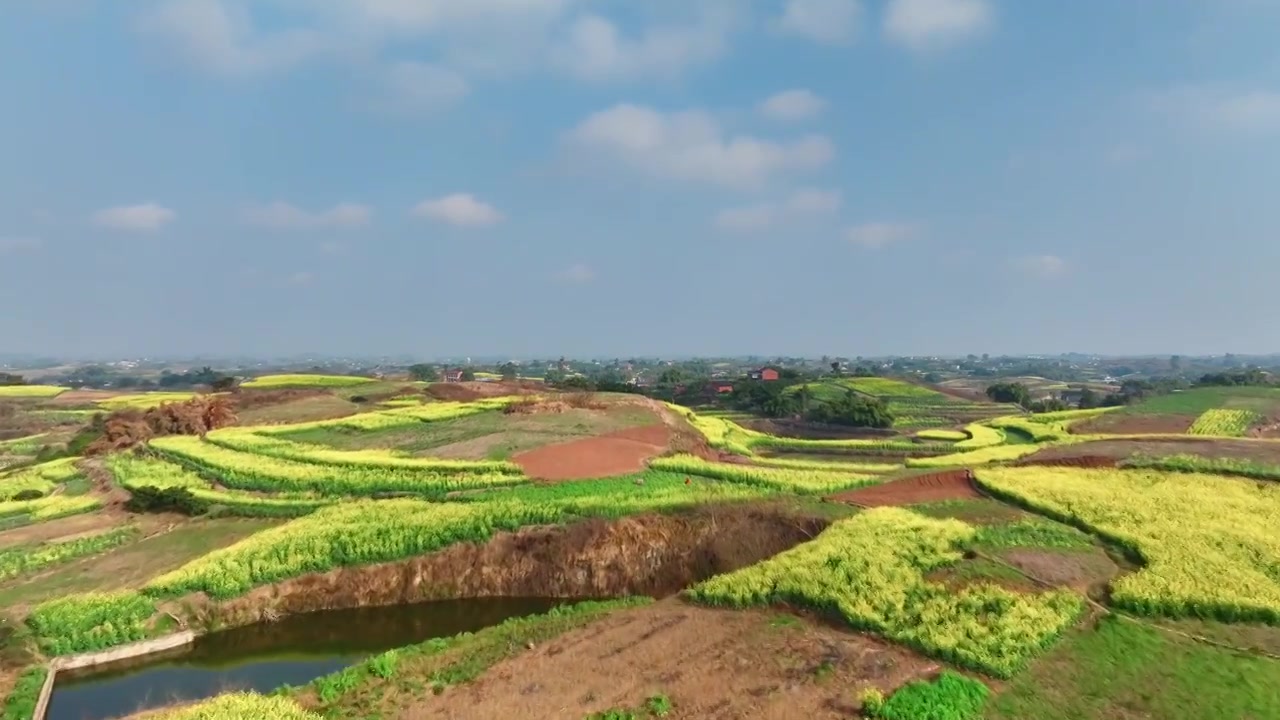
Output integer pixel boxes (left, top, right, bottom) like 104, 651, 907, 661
3, 1, 1278, 359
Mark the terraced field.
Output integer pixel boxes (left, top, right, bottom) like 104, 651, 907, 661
3, 383, 1280, 720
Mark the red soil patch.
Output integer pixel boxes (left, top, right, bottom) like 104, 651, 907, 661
829, 469, 980, 507
1071, 413, 1196, 435
513, 424, 671, 481
1015, 455, 1118, 469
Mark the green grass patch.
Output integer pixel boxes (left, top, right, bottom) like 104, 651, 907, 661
1125, 386, 1280, 415
972, 519, 1094, 552
1123, 452, 1280, 481
869, 670, 988, 720
984, 615, 1280, 720
1, 665, 47, 720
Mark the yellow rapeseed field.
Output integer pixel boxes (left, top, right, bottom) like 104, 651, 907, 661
975, 466, 1280, 622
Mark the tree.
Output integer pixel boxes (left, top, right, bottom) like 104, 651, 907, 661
806, 390, 893, 428
1170, 355, 1182, 372
460, 369, 476, 382
499, 362, 518, 381
830, 361, 841, 376
1077, 387, 1100, 409
986, 382, 1031, 406
0, 373, 24, 386
210, 376, 237, 392
407, 364, 438, 382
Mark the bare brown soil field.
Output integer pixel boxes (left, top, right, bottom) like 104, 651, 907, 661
513, 424, 671, 480
998, 548, 1119, 595
401, 600, 937, 720
1071, 412, 1196, 435
1023, 438, 1280, 465
829, 470, 979, 507
425, 380, 544, 402
197, 506, 825, 628
233, 394, 360, 425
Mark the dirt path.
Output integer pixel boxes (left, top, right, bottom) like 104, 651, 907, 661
513, 424, 671, 480
403, 600, 936, 720
828, 470, 980, 506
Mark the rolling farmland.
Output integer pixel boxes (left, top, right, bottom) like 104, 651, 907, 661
2, 380, 1280, 720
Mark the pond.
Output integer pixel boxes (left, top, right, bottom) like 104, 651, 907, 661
47, 597, 569, 720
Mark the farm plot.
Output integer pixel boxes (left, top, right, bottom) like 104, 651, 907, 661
0, 457, 82, 500
241, 374, 378, 389
149, 435, 527, 497
650, 454, 878, 494
107, 454, 332, 517
0, 385, 68, 398
1187, 408, 1259, 437
975, 466, 1280, 623
830, 470, 980, 506
687, 507, 1082, 677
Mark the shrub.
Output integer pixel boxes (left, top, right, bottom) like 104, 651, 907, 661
125, 485, 210, 516
11, 489, 43, 501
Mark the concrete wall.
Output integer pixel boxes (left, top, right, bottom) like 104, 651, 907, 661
30, 631, 198, 720
51, 631, 196, 671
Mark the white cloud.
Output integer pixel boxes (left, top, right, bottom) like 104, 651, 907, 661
137, 0, 330, 76
380, 62, 468, 111
1152, 86, 1280, 134
714, 205, 778, 232
759, 89, 827, 121
243, 202, 372, 229
1214, 91, 1280, 131
778, 0, 862, 45
329, 0, 576, 34
883, 0, 993, 51
1012, 254, 1068, 277
412, 193, 504, 227
92, 203, 176, 232
714, 188, 841, 232
565, 104, 834, 189
846, 221, 917, 248
286, 270, 316, 286
550, 11, 730, 81
556, 262, 595, 283
0, 236, 41, 253
785, 188, 842, 214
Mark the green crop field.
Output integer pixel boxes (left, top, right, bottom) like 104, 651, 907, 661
1124, 386, 1280, 415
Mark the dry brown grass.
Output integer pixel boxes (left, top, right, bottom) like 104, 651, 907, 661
85, 396, 237, 455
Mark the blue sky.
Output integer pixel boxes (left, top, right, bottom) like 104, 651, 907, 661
3, 0, 1279, 359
